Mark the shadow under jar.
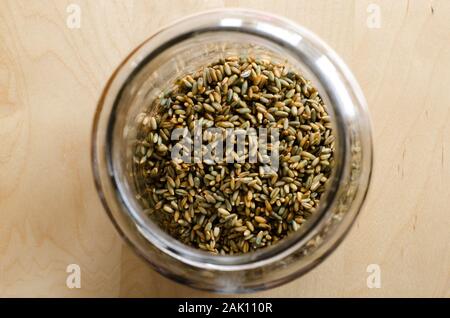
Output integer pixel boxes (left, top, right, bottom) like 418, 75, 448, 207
92, 9, 373, 293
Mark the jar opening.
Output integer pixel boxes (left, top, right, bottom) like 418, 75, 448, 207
105, 17, 346, 270
92, 9, 371, 292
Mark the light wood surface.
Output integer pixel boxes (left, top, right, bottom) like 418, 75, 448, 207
1, 0, 449, 297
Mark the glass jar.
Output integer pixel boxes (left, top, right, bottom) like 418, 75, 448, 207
92, 9, 372, 293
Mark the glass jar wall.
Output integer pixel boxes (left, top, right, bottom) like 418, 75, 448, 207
92, 9, 372, 292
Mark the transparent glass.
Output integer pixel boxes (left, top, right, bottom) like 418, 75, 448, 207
92, 9, 373, 293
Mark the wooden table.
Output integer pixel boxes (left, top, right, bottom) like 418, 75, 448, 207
1, 0, 449, 297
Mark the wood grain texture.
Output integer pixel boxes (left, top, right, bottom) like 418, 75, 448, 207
0, 0, 449, 297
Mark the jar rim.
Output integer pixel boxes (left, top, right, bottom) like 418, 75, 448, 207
92, 8, 373, 290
